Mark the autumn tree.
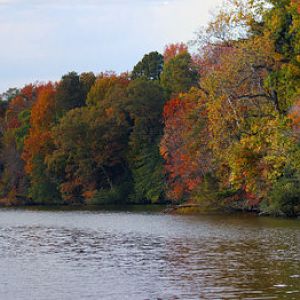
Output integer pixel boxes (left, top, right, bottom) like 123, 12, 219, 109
47, 105, 130, 203
22, 83, 61, 204
86, 72, 129, 106
163, 42, 188, 63
0, 84, 41, 202
160, 89, 212, 203
158, 0, 300, 211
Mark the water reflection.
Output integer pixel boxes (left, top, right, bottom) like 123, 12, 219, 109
0, 209, 299, 299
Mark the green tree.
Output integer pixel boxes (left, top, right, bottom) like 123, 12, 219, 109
132, 51, 164, 80
1, 87, 19, 102
55, 72, 86, 114
160, 52, 199, 96
125, 79, 166, 203
80, 72, 96, 99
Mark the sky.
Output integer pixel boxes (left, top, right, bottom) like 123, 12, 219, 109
0, 0, 223, 92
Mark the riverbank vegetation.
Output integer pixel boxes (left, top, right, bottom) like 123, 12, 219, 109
1, 0, 300, 216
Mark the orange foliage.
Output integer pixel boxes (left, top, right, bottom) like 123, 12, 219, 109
160, 92, 210, 201
20, 84, 38, 103
5, 83, 43, 129
288, 99, 300, 138
30, 83, 56, 129
291, 0, 300, 13
82, 190, 97, 200
163, 42, 188, 63
22, 83, 56, 174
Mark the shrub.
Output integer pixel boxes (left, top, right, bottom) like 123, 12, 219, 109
261, 169, 300, 217
90, 181, 132, 205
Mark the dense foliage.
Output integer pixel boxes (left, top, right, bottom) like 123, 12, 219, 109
1, 0, 300, 216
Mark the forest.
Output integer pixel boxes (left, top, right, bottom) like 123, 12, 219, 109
1, 0, 300, 216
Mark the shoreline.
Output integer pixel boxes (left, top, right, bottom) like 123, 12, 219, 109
0, 200, 299, 218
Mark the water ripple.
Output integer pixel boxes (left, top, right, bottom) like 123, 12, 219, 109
0, 209, 299, 299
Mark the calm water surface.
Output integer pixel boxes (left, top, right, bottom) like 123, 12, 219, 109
0, 207, 299, 299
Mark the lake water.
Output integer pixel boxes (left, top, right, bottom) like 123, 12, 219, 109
0, 207, 299, 300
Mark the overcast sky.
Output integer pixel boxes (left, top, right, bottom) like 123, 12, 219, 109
0, 0, 223, 92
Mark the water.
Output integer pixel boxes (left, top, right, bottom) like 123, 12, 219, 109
0, 207, 299, 300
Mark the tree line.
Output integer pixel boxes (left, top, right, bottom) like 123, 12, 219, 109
1, 0, 300, 216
